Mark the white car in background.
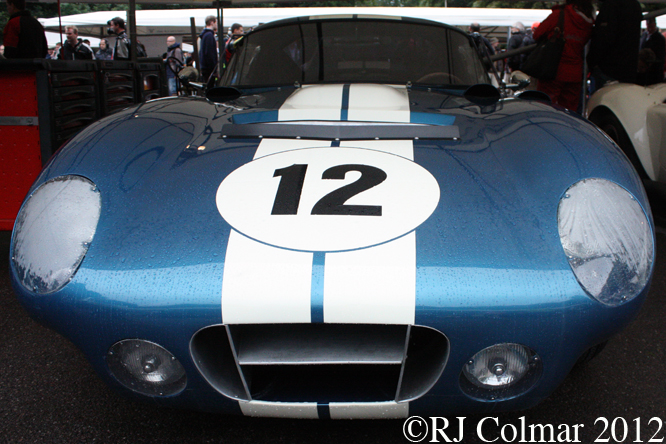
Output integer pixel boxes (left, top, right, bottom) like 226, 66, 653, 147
587, 83, 666, 182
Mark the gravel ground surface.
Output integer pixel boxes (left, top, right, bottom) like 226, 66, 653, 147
2, 214, 666, 443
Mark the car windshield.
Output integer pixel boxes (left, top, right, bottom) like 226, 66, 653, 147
222, 18, 489, 88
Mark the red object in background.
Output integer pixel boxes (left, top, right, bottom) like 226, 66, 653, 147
0, 71, 43, 231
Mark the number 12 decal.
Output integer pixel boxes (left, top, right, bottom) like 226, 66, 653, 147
271, 164, 387, 216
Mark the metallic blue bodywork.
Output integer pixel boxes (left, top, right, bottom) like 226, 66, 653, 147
10, 86, 653, 415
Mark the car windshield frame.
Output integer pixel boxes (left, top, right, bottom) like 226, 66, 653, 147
221, 17, 490, 89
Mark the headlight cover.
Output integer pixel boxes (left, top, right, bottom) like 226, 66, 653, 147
558, 178, 653, 306
459, 343, 542, 401
12, 175, 101, 294
107, 339, 187, 396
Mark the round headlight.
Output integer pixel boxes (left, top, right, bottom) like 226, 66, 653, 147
558, 178, 653, 306
460, 343, 542, 401
107, 339, 187, 396
12, 175, 101, 294
463, 344, 533, 388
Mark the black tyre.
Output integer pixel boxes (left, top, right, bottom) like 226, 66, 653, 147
590, 111, 649, 180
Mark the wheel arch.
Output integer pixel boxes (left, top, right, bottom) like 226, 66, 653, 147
588, 105, 652, 180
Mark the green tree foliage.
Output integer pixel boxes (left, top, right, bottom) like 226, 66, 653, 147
1, 3, 128, 44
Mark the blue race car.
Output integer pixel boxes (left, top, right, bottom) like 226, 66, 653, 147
10, 14, 654, 419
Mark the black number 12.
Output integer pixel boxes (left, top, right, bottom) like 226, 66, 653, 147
271, 164, 387, 216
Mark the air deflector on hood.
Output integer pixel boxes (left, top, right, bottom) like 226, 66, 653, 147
219, 122, 460, 141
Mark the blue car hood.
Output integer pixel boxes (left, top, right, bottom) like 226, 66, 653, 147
33, 84, 647, 326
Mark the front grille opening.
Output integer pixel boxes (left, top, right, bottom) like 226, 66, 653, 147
245, 364, 402, 402
190, 323, 448, 404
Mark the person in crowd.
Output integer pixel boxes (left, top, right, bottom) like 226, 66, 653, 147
663, 30, 666, 74
165, 36, 184, 96
534, 0, 595, 112
489, 37, 500, 53
468, 22, 495, 58
639, 17, 665, 85
637, 48, 657, 82
223, 23, 244, 65
45, 46, 54, 59
2, 0, 47, 59
0, 44, 4, 56
95, 38, 113, 60
507, 22, 526, 72
108, 16, 131, 60
520, 22, 539, 69
57, 25, 94, 60
489, 37, 506, 75
587, 0, 642, 89
199, 15, 218, 85
178, 56, 200, 95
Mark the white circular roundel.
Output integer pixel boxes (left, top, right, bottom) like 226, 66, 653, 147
216, 147, 440, 252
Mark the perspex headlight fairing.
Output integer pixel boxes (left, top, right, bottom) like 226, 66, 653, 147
558, 178, 653, 306
11, 175, 102, 294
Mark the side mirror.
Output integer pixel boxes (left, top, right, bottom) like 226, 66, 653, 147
507, 70, 531, 91
206, 86, 243, 103
464, 83, 501, 106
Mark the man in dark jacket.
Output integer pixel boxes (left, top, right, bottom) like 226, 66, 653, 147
468, 22, 495, 64
507, 22, 526, 72
58, 25, 94, 60
3, 0, 47, 59
108, 16, 131, 60
199, 15, 218, 85
588, 0, 642, 88
639, 17, 666, 85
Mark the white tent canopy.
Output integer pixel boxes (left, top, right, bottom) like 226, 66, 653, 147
39, 6, 666, 58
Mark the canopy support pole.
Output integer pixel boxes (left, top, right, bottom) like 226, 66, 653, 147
191, 17, 200, 76
216, 1, 224, 86
128, 0, 137, 61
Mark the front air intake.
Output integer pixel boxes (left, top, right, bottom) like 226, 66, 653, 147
190, 324, 448, 403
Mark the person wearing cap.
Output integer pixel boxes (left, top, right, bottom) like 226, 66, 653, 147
108, 16, 130, 60
519, 22, 539, 70
507, 22, 526, 71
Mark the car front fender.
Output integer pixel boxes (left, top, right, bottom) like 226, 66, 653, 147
587, 83, 666, 181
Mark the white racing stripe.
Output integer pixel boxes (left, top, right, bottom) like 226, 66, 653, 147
222, 85, 416, 325
324, 231, 416, 324
327, 86, 415, 324
239, 401, 319, 419
347, 84, 411, 123
221, 231, 313, 323
221, 85, 345, 324
329, 402, 409, 419
279, 84, 345, 121
220, 84, 417, 416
